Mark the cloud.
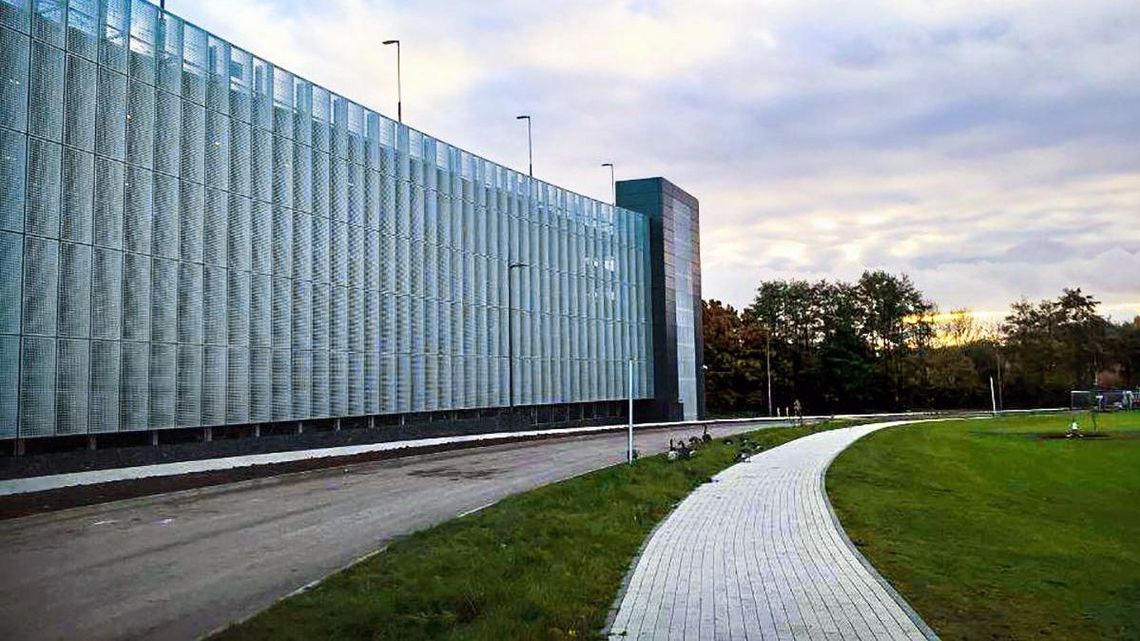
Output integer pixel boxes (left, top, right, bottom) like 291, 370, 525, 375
174, 0, 1140, 320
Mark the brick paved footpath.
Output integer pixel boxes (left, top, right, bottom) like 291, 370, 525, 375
608, 421, 939, 640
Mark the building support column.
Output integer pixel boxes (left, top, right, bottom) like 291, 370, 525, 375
87, 435, 97, 451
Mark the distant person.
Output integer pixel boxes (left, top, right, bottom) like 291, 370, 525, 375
793, 399, 803, 426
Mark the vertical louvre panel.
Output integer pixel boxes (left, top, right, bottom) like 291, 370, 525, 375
63, 53, 97, 150
123, 164, 152, 253
91, 247, 122, 339
203, 265, 227, 345
56, 337, 89, 434
25, 137, 61, 238
31, 1, 63, 45
153, 89, 180, 175
249, 346, 270, 421
0, 232, 21, 334
177, 261, 202, 344
22, 235, 57, 335
128, 0, 157, 85
95, 67, 127, 159
20, 336, 56, 436
0, 26, 29, 132
61, 148, 94, 243
57, 242, 91, 337
223, 345, 245, 423
121, 251, 149, 341
176, 344, 201, 427
180, 99, 204, 183
93, 158, 124, 248
203, 344, 226, 424
89, 340, 119, 432
150, 258, 176, 343
152, 172, 178, 257
125, 80, 154, 168
204, 188, 227, 266
28, 39, 64, 141
0, 128, 26, 232
148, 342, 175, 428
179, 180, 203, 262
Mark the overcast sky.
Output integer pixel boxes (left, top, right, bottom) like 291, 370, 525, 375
177, 0, 1140, 320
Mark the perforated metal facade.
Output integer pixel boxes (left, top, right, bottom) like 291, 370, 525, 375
0, 0, 653, 440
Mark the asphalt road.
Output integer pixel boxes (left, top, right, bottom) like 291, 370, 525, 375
0, 420, 788, 641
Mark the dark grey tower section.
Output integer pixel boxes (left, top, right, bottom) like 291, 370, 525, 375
617, 178, 705, 421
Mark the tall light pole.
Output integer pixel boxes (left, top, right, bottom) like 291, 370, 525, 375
382, 39, 402, 123
766, 324, 773, 417
601, 162, 615, 204
516, 115, 532, 177
507, 262, 528, 408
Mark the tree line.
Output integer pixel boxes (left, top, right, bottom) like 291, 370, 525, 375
703, 271, 1140, 414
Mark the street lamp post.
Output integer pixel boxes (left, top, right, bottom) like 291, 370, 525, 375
507, 262, 528, 408
601, 162, 615, 204
516, 115, 532, 177
382, 39, 402, 123
766, 323, 773, 417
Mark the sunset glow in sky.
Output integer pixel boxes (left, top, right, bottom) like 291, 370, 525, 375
176, 0, 1140, 319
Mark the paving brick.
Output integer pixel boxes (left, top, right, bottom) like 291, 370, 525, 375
608, 421, 938, 640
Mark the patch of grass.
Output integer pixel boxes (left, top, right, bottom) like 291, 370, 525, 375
827, 412, 1140, 640
216, 419, 858, 641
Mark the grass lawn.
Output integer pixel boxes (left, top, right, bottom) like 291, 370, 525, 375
828, 412, 1140, 640
215, 420, 855, 641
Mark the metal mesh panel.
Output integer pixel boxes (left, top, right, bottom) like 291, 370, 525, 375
226, 193, 250, 270
91, 247, 122, 339
123, 165, 151, 252
204, 188, 227, 266
127, 0, 156, 85
292, 211, 311, 282
205, 109, 229, 190
20, 335, 56, 436
272, 348, 290, 420
272, 206, 292, 277
249, 346, 270, 422
95, 67, 127, 160
56, 337, 89, 434
228, 119, 250, 196
121, 251, 149, 341
0, 128, 25, 233
60, 147, 94, 243
29, 1, 62, 45
271, 276, 291, 348
119, 340, 148, 429
250, 200, 271, 274
203, 265, 227, 345
21, 235, 57, 336
250, 125, 271, 202
291, 278, 311, 350
153, 89, 180, 175
125, 79, 154, 168
88, 339, 119, 432
179, 181, 203, 262
176, 261, 202, 344
28, 39, 64, 141
57, 241, 91, 337
0, 358, 19, 451
222, 345, 245, 424
149, 342, 175, 428
66, 0, 99, 61
25, 137, 60, 238
0, 232, 21, 334
175, 344, 201, 427
250, 272, 270, 348
311, 347, 328, 417
291, 348, 310, 418
226, 269, 249, 346
180, 99, 205, 183
152, 172, 178, 258
0, 26, 29, 133
99, 0, 129, 72
149, 258, 176, 344
63, 53, 98, 149
180, 23, 206, 104
156, 12, 181, 95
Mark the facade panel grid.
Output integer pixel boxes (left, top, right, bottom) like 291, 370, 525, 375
2, 0, 654, 439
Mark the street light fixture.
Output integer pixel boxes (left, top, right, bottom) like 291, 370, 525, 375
382, 39, 402, 123
516, 115, 532, 177
601, 162, 615, 205
507, 261, 529, 408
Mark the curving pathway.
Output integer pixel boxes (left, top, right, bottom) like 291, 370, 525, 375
608, 420, 939, 640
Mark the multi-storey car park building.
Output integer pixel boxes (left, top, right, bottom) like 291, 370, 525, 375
0, 0, 703, 456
